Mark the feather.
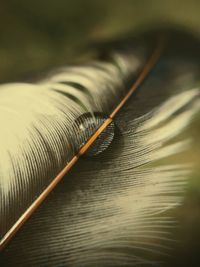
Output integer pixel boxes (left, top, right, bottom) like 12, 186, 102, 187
1, 30, 200, 266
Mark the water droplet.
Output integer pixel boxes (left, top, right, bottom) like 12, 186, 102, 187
74, 112, 115, 156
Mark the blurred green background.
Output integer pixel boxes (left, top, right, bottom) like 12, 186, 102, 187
1, 1, 200, 266
1, 0, 200, 83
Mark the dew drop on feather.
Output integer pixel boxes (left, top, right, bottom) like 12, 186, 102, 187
74, 112, 115, 156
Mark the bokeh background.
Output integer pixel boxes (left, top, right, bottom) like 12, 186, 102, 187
1, 1, 200, 266
1, 0, 200, 83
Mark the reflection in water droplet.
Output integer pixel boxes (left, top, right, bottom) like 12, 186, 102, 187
74, 112, 115, 156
